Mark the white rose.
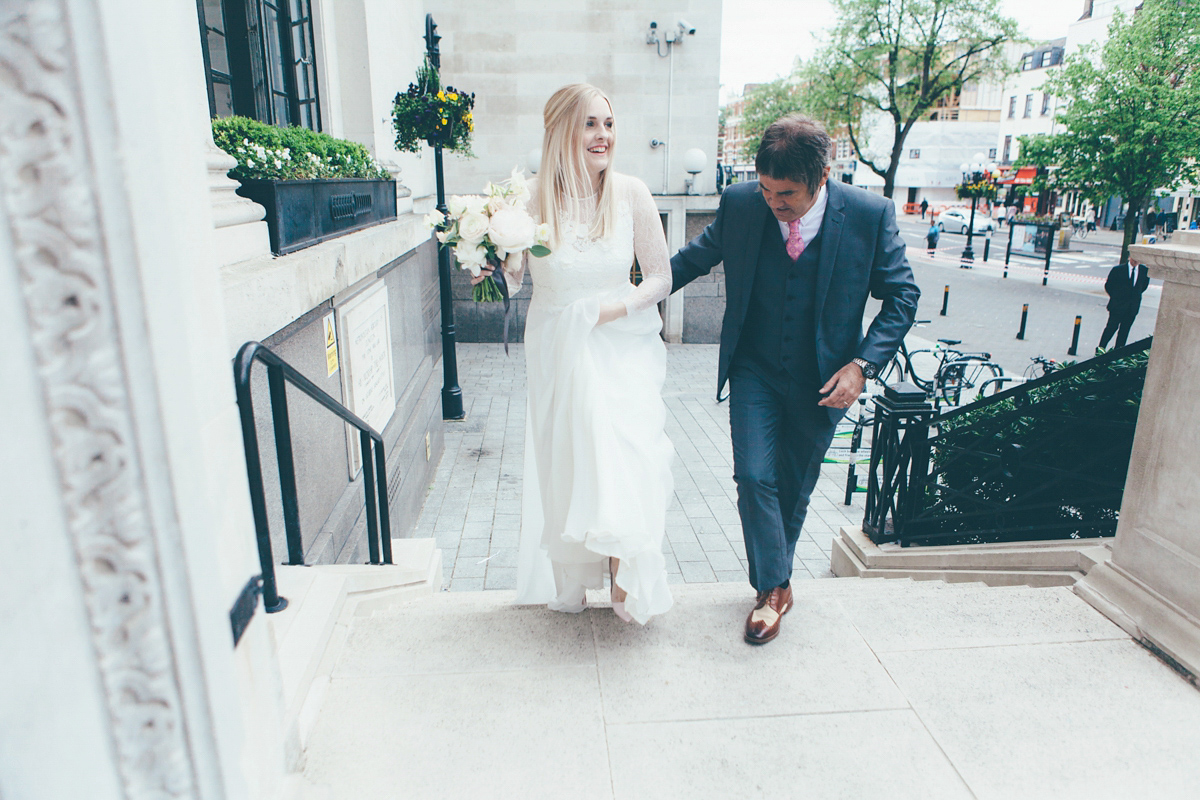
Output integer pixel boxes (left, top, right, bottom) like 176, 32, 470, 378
454, 242, 488, 276
423, 209, 445, 230
457, 211, 490, 244
487, 195, 508, 215
507, 167, 531, 206
534, 222, 551, 245
488, 206, 537, 253
449, 194, 486, 216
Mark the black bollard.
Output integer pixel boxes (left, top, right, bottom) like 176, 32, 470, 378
1067, 315, 1082, 356
940, 285, 949, 317
1016, 303, 1029, 340
983, 237, 991, 262
1043, 233, 1053, 286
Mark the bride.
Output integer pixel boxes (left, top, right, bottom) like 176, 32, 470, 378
475, 84, 674, 624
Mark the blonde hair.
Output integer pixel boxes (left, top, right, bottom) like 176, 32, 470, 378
538, 84, 618, 246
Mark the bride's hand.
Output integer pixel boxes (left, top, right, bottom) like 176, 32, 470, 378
469, 265, 493, 286
597, 301, 627, 325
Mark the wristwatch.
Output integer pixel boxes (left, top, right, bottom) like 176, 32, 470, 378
851, 357, 878, 379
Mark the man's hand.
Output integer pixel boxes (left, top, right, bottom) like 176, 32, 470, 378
818, 362, 865, 409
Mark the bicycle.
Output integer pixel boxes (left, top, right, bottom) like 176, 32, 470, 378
1071, 218, 1091, 240
876, 333, 1002, 407
1024, 354, 1058, 380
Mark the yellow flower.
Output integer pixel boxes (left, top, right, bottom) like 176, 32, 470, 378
448, 92, 459, 101
442, 117, 449, 125
437, 90, 446, 101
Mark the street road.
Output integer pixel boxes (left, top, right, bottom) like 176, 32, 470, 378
868, 213, 1160, 376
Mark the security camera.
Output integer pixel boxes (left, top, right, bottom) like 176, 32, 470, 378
678, 20, 696, 36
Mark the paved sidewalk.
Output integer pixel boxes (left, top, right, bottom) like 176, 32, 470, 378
412, 344, 868, 592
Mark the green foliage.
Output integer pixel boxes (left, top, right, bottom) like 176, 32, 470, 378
392, 58, 475, 155
738, 78, 806, 161
800, 0, 1020, 197
921, 347, 1150, 545
954, 176, 998, 200
1022, 0, 1200, 265
212, 116, 389, 181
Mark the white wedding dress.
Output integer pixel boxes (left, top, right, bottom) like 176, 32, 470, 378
507, 173, 674, 624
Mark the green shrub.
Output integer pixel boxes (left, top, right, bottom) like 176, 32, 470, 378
212, 116, 390, 181
916, 347, 1150, 544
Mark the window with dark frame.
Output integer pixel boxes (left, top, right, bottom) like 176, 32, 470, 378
1023, 94, 1033, 118
1002, 135, 1012, 164
1041, 93, 1052, 115
197, 0, 322, 131
909, 149, 920, 159
1008, 96, 1017, 118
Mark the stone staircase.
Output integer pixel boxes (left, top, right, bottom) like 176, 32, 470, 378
287, 565, 1200, 799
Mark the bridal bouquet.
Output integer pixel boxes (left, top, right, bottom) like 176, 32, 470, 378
424, 167, 551, 302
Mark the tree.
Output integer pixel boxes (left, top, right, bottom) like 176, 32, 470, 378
738, 78, 805, 162
1021, 0, 1200, 265
801, 0, 1019, 198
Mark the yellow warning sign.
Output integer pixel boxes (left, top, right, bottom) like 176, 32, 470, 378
324, 313, 338, 376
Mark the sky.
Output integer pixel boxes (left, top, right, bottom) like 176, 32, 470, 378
720, 0, 1086, 102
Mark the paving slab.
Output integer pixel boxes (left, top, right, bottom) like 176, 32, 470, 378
837, 584, 1127, 652
304, 667, 611, 800
882, 638, 1200, 799
591, 594, 908, 725
606, 709, 972, 800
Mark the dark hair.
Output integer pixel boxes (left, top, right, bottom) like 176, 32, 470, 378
755, 114, 832, 194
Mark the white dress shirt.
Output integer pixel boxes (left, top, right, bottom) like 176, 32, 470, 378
777, 182, 828, 244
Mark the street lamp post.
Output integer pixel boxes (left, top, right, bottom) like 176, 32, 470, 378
958, 153, 998, 269
425, 15, 465, 420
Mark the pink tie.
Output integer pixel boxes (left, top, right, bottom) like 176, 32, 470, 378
786, 219, 805, 260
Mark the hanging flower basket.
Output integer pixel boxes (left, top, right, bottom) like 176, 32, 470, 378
392, 58, 475, 155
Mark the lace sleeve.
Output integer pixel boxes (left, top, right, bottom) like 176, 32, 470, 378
624, 176, 671, 315
499, 182, 537, 297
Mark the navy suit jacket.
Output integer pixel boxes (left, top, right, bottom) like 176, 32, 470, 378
670, 179, 920, 400
1105, 263, 1150, 318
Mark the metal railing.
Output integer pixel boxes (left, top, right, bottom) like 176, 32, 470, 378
233, 341, 393, 621
864, 337, 1151, 547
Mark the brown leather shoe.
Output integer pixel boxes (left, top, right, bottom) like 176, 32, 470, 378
744, 585, 793, 645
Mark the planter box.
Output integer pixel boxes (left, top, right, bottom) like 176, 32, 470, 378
236, 178, 397, 256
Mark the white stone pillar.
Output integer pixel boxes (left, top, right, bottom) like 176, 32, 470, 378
1076, 230, 1200, 679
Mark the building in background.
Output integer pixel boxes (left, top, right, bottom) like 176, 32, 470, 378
718, 83, 759, 183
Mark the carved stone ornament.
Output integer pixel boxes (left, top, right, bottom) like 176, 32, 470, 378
0, 3, 198, 798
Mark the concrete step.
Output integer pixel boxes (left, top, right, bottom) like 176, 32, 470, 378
294, 575, 1200, 799
269, 537, 442, 764
832, 525, 1112, 587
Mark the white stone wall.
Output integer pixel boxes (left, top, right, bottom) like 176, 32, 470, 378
431, 0, 723, 196
314, 0, 437, 202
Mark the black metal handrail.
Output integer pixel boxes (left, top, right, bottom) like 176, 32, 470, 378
234, 341, 393, 618
864, 337, 1151, 547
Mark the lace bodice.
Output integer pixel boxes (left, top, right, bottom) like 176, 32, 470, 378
502, 173, 671, 315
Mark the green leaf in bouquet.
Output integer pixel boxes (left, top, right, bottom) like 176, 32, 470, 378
529, 244, 551, 258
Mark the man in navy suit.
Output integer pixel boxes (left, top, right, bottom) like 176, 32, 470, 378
670, 115, 919, 644
1099, 257, 1150, 350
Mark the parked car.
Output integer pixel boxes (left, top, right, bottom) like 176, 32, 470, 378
937, 207, 995, 235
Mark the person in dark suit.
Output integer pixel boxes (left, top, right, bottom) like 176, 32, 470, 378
1099, 257, 1150, 350
670, 115, 919, 644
